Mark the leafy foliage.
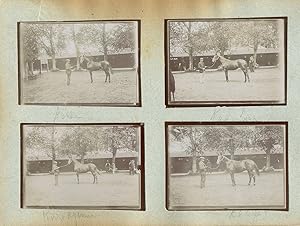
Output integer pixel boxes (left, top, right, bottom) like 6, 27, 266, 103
24, 126, 60, 160
253, 125, 284, 154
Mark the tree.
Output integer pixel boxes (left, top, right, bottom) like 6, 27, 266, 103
100, 126, 138, 173
253, 125, 284, 171
30, 24, 66, 71
238, 20, 279, 64
170, 126, 209, 173
60, 127, 95, 163
110, 22, 136, 52
21, 24, 40, 79
77, 22, 136, 61
24, 126, 60, 164
71, 24, 81, 70
170, 22, 209, 71
214, 126, 252, 160
206, 21, 239, 56
170, 126, 254, 173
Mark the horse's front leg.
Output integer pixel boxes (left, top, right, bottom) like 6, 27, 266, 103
104, 70, 110, 83
89, 71, 93, 83
230, 173, 236, 186
76, 173, 79, 184
225, 70, 229, 82
248, 171, 252, 185
246, 71, 250, 83
243, 70, 249, 83
253, 173, 256, 186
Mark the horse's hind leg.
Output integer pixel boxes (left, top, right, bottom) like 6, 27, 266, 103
89, 71, 93, 83
225, 70, 229, 82
248, 171, 252, 185
93, 173, 97, 184
253, 173, 256, 186
76, 173, 79, 184
243, 70, 250, 83
230, 173, 236, 186
104, 70, 110, 83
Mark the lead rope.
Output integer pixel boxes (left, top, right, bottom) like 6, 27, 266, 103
205, 57, 219, 69
57, 162, 71, 169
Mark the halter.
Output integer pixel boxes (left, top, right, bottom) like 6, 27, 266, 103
206, 55, 220, 69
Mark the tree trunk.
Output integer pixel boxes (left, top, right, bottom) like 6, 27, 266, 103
266, 150, 271, 168
51, 55, 57, 71
72, 25, 81, 70
31, 61, 34, 74
230, 153, 234, 160
187, 22, 193, 71
49, 25, 57, 71
253, 43, 258, 65
192, 156, 197, 173
102, 24, 108, 61
112, 148, 117, 174
188, 48, 193, 71
51, 127, 56, 164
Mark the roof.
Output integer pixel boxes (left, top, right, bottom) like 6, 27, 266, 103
38, 48, 135, 60
169, 146, 284, 158
26, 149, 138, 161
170, 46, 279, 58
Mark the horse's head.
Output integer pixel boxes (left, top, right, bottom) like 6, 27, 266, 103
212, 52, 221, 63
67, 154, 75, 164
79, 55, 87, 64
216, 154, 224, 165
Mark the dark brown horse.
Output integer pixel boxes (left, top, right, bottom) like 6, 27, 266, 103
169, 69, 175, 101
212, 52, 250, 83
216, 154, 260, 186
80, 55, 113, 83
68, 155, 102, 184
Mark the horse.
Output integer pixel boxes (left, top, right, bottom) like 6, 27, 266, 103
68, 155, 102, 184
79, 55, 113, 83
216, 154, 260, 186
169, 69, 175, 101
212, 52, 250, 83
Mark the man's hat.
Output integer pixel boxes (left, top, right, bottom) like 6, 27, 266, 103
200, 58, 204, 60
66, 59, 70, 62
53, 161, 57, 164
199, 157, 205, 160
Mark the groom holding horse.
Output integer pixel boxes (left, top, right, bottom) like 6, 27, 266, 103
198, 157, 208, 188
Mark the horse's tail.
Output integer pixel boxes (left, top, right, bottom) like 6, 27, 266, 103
254, 163, 260, 176
109, 63, 113, 75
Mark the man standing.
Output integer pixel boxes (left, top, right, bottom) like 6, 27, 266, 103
105, 160, 111, 173
50, 161, 60, 186
65, 59, 75, 86
198, 157, 207, 188
249, 56, 255, 72
129, 160, 136, 175
198, 58, 206, 83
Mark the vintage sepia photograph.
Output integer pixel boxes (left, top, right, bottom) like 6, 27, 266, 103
166, 122, 288, 210
18, 20, 140, 106
165, 18, 287, 106
21, 123, 144, 210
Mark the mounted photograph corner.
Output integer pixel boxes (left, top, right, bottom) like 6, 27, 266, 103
21, 123, 144, 210
165, 17, 287, 106
18, 20, 140, 106
165, 122, 288, 210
